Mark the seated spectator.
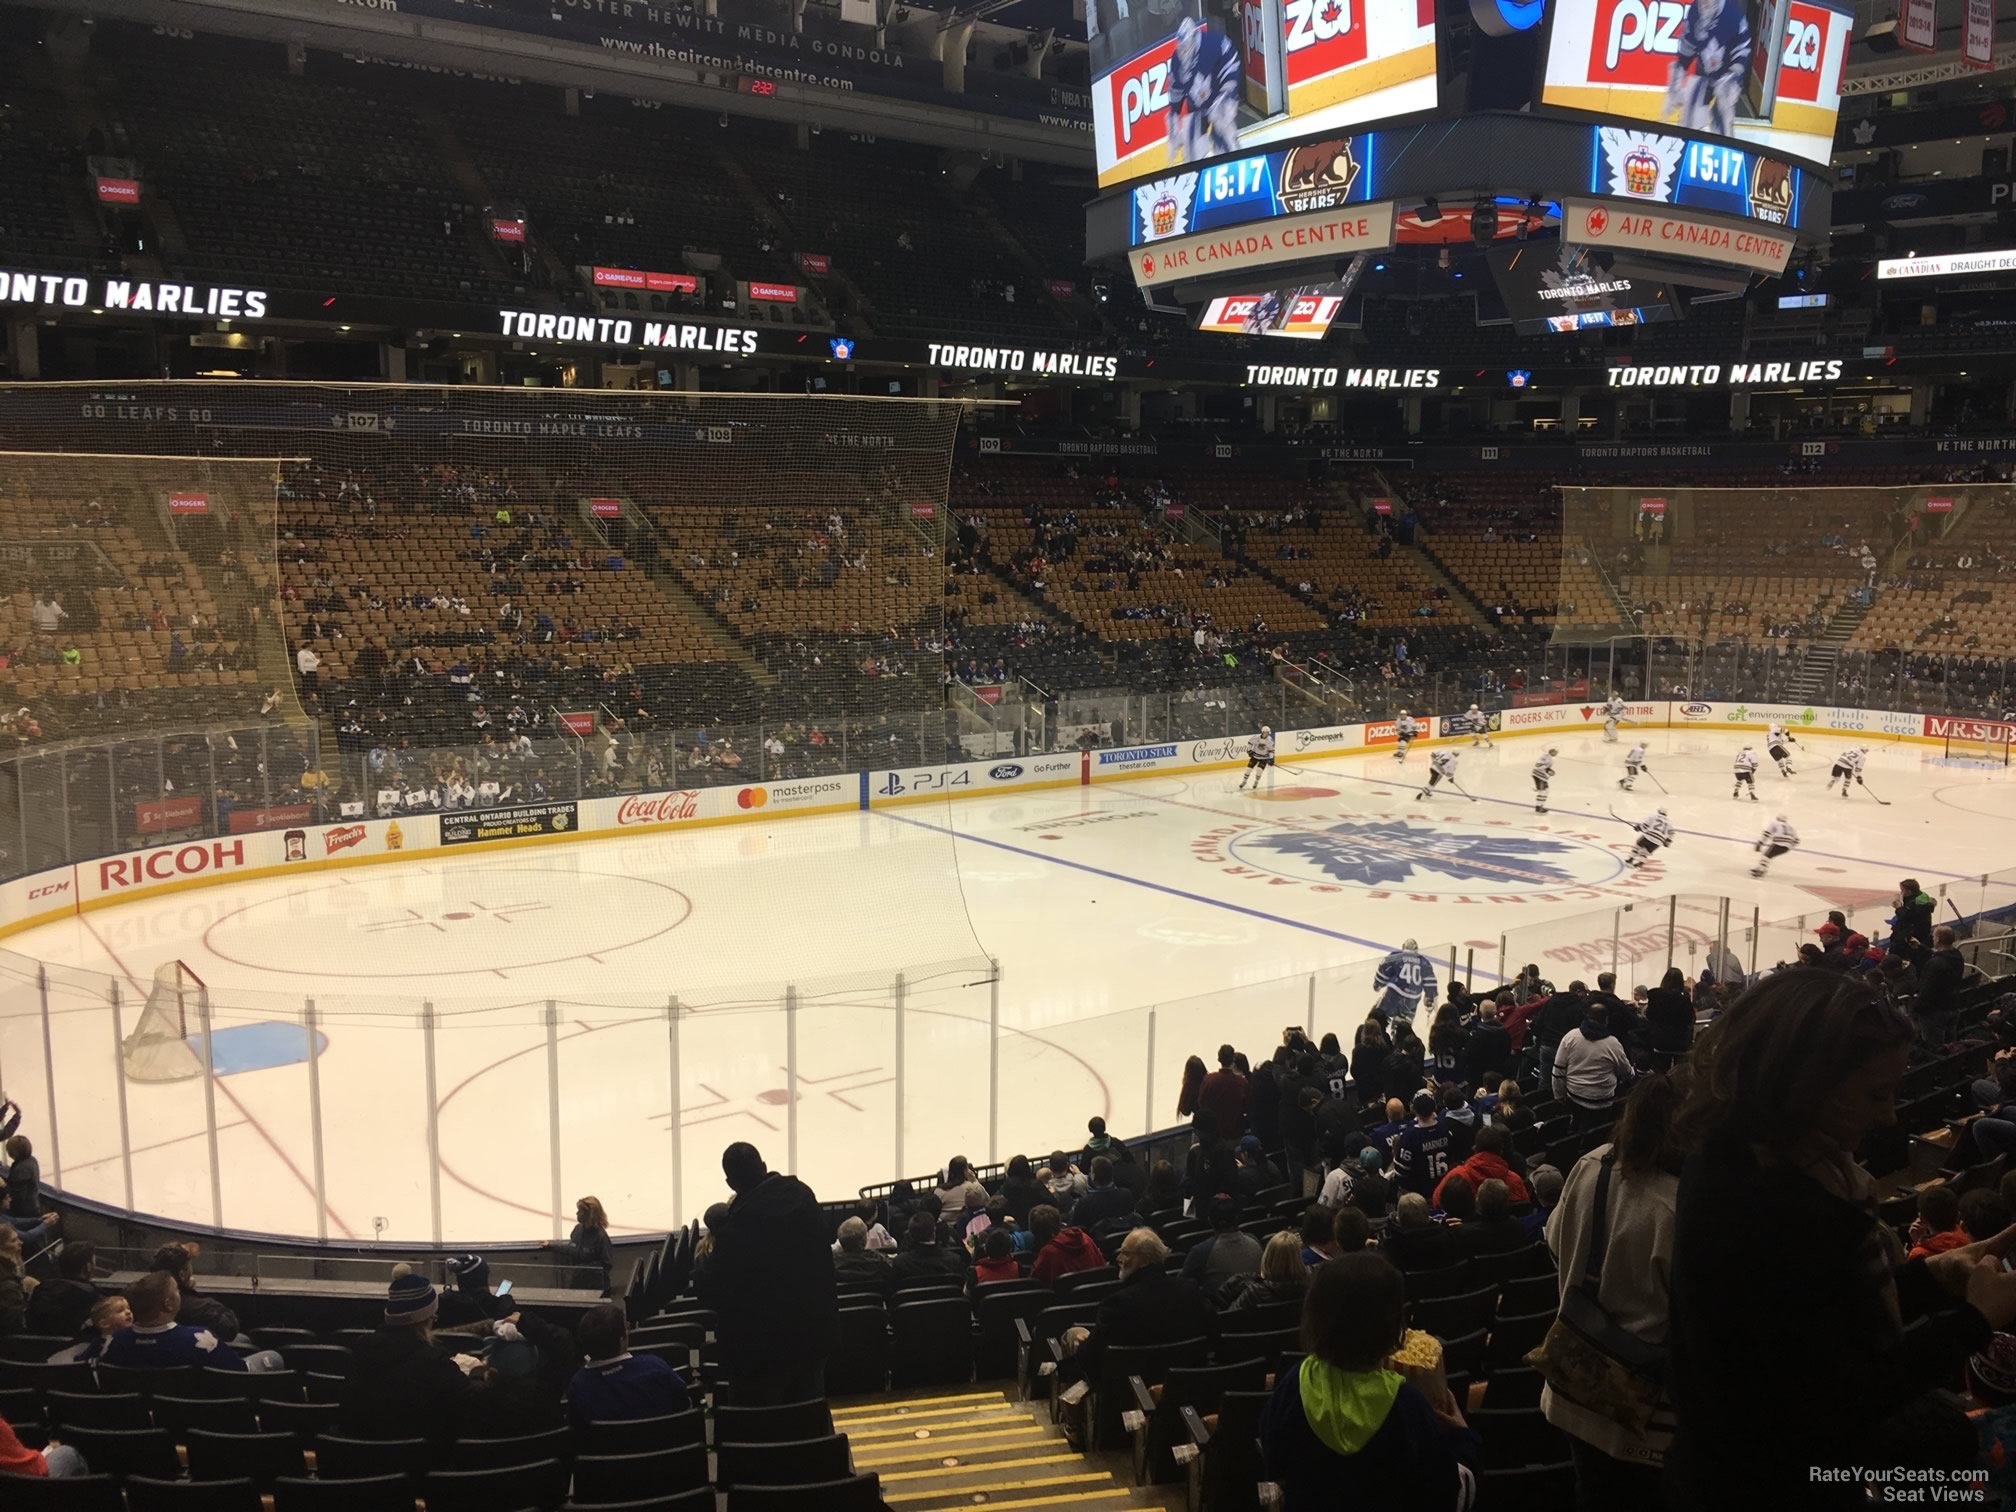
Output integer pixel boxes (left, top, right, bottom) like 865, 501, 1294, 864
565, 1302, 690, 1429
1552, 1002, 1636, 1126
1646, 967, 1695, 1058
1491, 1080, 1534, 1135
338, 1269, 473, 1448
1299, 1206, 1344, 1266
24, 1241, 99, 1340
1229, 1231, 1313, 1312
1062, 1229, 1215, 1385
1432, 1124, 1531, 1210
1522, 1165, 1565, 1241
1232, 1136, 1285, 1202
1381, 1193, 1464, 1275
0, 1182, 55, 1246
1391, 1092, 1459, 1199
149, 1243, 240, 1342
1028, 1203, 1105, 1285
999, 1155, 1050, 1224
1139, 1159, 1183, 1216
1906, 1185, 1967, 1259
48, 1294, 131, 1363
0, 1412, 85, 1478
1181, 1193, 1264, 1298
888, 1212, 966, 1283
971, 1228, 1020, 1288
99, 1272, 248, 1372
833, 1217, 893, 1285
1332, 1207, 1372, 1256
935, 1156, 987, 1220
1043, 1154, 1089, 1205
1319, 1146, 1385, 1211
1071, 1156, 1136, 1232
1260, 1252, 1479, 1510
1459, 1179, 1532, 1258
0, 1227, 23, 1335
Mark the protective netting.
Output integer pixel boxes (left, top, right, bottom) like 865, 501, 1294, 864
1551, 482, 2016, 709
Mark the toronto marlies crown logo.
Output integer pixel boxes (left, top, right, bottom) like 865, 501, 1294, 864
1239, 820, 1586, 888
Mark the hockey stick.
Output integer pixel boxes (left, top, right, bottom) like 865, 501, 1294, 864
1856, 776, 1893, 807
1644, 769, 1669, 795
1448, 777, 1480, 803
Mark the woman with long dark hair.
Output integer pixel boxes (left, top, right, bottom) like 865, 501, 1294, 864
1177, 1055, 1208, 1120
1645, 966, 1695, 1059
1353, 1010, 1392, 1102
1667, 970, 2016, 1509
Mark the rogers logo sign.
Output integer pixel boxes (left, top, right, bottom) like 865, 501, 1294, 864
1591, 0, 1687, 86
1504, 708, 1562, 728
323, 824, 367, 855
617, 792, 702, 826
99, 840, 246, 892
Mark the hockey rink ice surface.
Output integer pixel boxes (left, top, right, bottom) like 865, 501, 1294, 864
2, 724, 2010, 1243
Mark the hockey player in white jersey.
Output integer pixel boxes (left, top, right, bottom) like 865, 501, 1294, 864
1767, 724, 1798, 777
1827, 746, 1869, 798
1619, 742, 1650, 792
1393, 711, 1422, 762
1602, 693, 1628, 743
1531, 747, 1557, 814
1464, 704, 1493, 747
1238, 726, 1275, 791
1731, 745, 1760, 802
1418, 748, 1460, 799
1624, 807, 1674, 870
1752, 814, 1799, 878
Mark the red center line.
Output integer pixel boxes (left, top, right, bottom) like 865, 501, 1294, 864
77, 914, 359, 1241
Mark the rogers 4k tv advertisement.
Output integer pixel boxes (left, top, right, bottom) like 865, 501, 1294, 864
1090, 0, 1437, 189
1540, 0, 1851, 168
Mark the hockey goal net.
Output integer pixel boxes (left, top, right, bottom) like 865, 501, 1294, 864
122, 960, 208, 1082
1945, 731, 2013, 767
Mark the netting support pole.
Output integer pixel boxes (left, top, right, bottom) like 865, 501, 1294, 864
35, 966, 61, 1188
893, 973, 906, 1181
57, 756, 70, 861
1144, 1008, 1158, 1137
666, 997, 683, 1229
1498, 934, 1507, 993
1717, 898, 1732, 983
987, 960, 1001, 1167
1464, 950, 1474, 992
1665, 896, 1679, 973
1610, 912, 1622, 980
105, 752, 118, 854
305, 1000, 328, 1242
784, 986, 800, 1179
197, 984, 223, 1231
108, 981, 132, 1213
1749, 906, 1760, 976
545, 1001, 564, 1241
422, 1002, 443, 1246
1446, 946, 1458, 992
1306, 974, 1316, 1038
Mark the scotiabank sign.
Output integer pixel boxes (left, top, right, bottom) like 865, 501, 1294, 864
615, 791, 702, 826
591, 266, 699, 294
99, 839, 246, 893
228, 804, 311, 834
135, 795, 205, 834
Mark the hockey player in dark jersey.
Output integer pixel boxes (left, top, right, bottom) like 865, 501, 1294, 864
1244, 289, 1283, 335
1664, 0, 1753, 138
1168, 16, 1242, 166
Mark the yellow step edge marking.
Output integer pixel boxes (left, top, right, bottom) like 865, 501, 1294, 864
883, 1473, 1117, 1503
873, 1453, 1084, 1484
838, 1404, 1024, 1431
847, 1414, 1029, 1442
852, 1429, 1053, 1463
870, 1489, 1135, 1512
833, 1391, 1009, 1415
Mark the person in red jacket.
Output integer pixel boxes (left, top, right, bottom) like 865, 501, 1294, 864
1430, 1124, 1530, 1210
0, 1413, 85, 1477
1501, 993, 1544, 1056
1027, 1203, 1106, 1285
1195, 1045, 1249, 1137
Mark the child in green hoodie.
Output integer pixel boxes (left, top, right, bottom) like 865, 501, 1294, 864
1260, 1252, 1479, 1511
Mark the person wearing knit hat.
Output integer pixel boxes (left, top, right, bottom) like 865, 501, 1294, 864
337, 1264, 475, 1449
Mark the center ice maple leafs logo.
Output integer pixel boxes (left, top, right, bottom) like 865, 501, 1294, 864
1247, 820, 1585, 888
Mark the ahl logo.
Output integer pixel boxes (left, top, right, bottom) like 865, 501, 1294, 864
989, 763, 1025, 780
1680, 702, 1713, 719
1197, 817, 1647, 902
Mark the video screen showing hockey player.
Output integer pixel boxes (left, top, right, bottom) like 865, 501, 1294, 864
1663, 0, 1769, 138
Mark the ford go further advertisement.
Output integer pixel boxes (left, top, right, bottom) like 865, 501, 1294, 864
1540, 0, 1852, 168
1091, 0, 1437, 189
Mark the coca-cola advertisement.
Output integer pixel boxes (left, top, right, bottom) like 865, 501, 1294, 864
615, 792, 702, 826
